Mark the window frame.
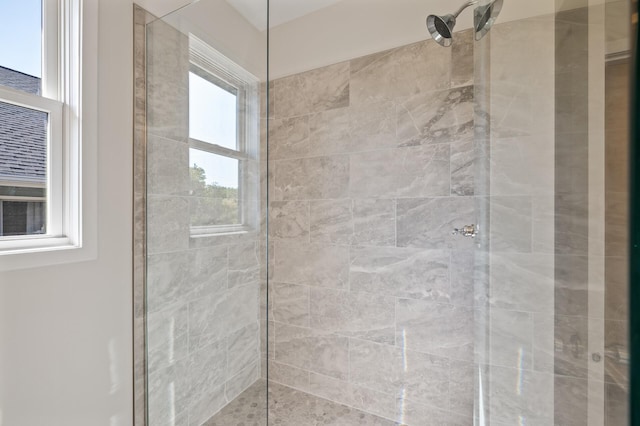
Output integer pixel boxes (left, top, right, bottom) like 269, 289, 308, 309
188, 35, 260, 238
0, 0, 94, 261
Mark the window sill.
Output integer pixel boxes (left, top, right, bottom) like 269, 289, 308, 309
0, 236, 96, 271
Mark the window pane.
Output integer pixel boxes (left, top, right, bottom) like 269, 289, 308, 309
189, 148, 240, 227
0, 0, 42, 94
1, 201, 46, 236
0, 100, 48, 237
189, 71, 238, 149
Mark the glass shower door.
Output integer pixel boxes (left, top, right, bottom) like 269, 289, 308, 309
472, 0, 632, 424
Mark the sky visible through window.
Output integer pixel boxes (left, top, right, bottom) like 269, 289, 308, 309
0, 0, 42, 77
189, 71, 239, 188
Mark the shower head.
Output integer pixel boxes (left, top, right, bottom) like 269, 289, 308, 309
474, 0, 504, 41
426, 14, 457, 47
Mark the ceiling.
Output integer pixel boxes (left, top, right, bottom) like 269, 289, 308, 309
225, 0, 344, 31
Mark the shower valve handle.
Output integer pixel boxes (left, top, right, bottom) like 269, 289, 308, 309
452, 224, 478, 238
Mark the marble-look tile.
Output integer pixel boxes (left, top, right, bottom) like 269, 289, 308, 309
350, 246, 450, 301
448, 361, 474, 416
269, 116, 310, 160
188, 383, 227, 426
268, 360, 310, 390
350, 339, 450, 408
396, 299, 473, 361
309, 288, 395, 344
554, 376, 588, 426
350, 40, 450, 106
533, 313, 555, 374
273, 242, 349, 289
349, 145, 450, 199
487, 308, 533, 370
274, 61, 350, 118
555, 255, 589, 317
148, 359, 190, 426
188, 246, 228, 297
273, 282, 310, 327
273, 155, 350, 200
227, 323, 259, 377
605, 255, 628, 321
310, 199, 353, 244
450, 139, 475, 196
605, 382, 629, 426
274, 323, 349, 380
228, 242, 260, 288
308, 373, 397, 420
532, 195, 555, 254
307, 101, 397, 156
396, 197, 475, 250
451, 30, 474, 88
396, 398, 470, 426
307, 107, 351, 156
555, 192, 589, 256
189, 284, 258, 351
147, 195, 190, 255
487, 366, 554, 425
605, 190, 629, 256
353, 199, 396, 246
269, 200, 310, 241
188, 340, 228, 405
490, 196, 532, 252
146, 19, 189, 142
450, 250, 475, 307
490, 135, 555, 196
489, 253, 555, 313
397, 86, 473, 147
147, 251, 189, 313
604, 319, 628, 386
147, 135, 189, 196
225, 362, 259, 403
147, 303, 189, 372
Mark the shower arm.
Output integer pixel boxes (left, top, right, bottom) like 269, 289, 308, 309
452, 0, 478, 18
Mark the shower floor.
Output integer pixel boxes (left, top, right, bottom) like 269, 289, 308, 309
204, 380, 401, 426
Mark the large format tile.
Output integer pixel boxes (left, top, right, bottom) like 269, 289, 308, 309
273, 155, 350, 200
396, 299, 473, 361
274, 323, 349, 380
350, 40, 450, 106
274, 61, 350, 118
309, 288, 395, 344
270, 200, 310, 242
397, 86, 474, 147
350, 339, 450, 409
350, 246, 450, 301
147, 303, 189, 372
396, 197, 475, 249
489, 253, 555, 313
273, 282, 310, 327
488, 366, 554, 425
147, 195, 190, 254
273, 242, 349, 289
189, 284, 259, 352
349, 145, 450, 199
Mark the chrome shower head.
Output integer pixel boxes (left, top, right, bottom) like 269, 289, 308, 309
426, 14, 457, 47
474, 0, 504, 41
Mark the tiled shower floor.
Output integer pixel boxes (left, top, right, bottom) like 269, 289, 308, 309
204, 380, 401, 426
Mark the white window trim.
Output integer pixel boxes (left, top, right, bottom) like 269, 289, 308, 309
0, 0, 98, 270
188, 35, 260, 238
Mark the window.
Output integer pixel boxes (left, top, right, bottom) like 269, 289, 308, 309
0, 0, 90, 258
188, 36, 259, 236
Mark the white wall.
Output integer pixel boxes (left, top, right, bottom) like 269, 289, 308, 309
0, 0, 134, 424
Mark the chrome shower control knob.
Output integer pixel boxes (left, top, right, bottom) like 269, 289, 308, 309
452, 224, 478, 237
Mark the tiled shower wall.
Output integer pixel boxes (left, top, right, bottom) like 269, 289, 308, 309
145, 18, 261, 425
266, 31, 478, 424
